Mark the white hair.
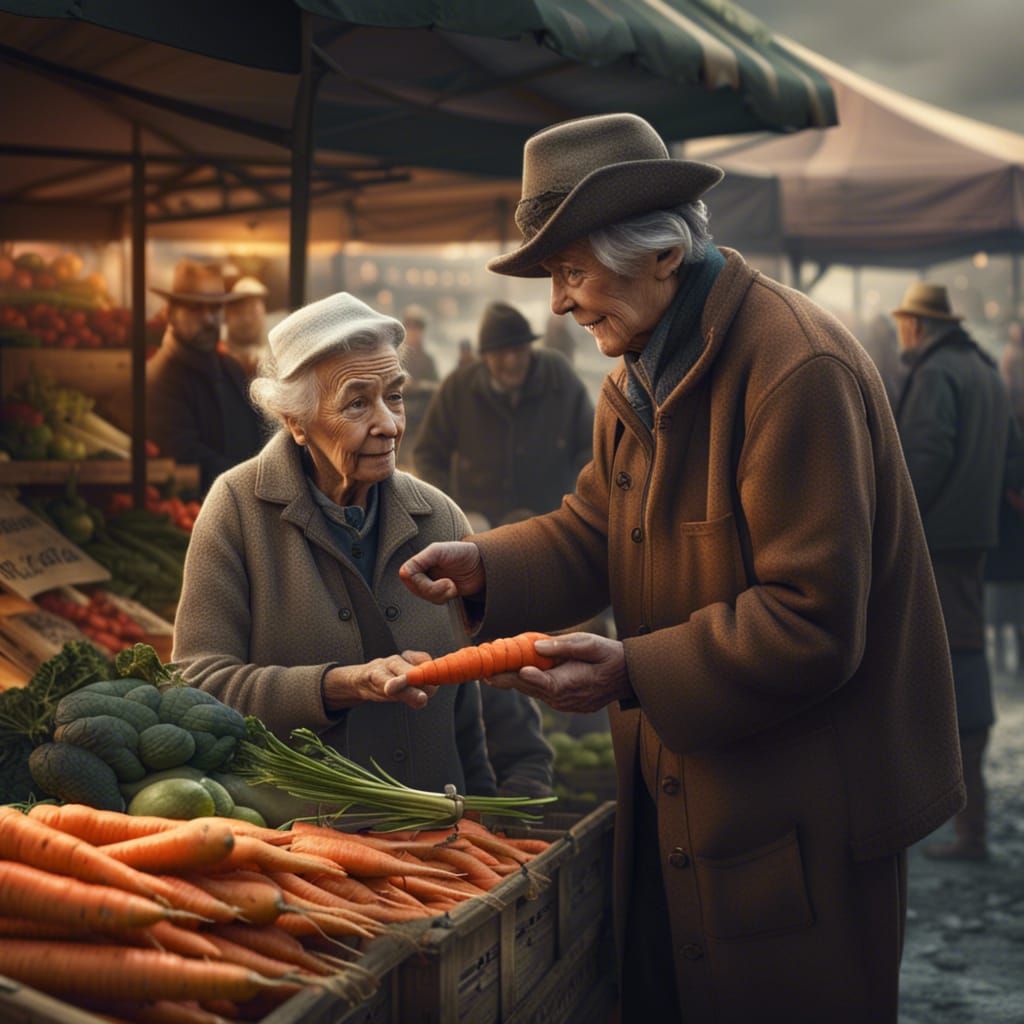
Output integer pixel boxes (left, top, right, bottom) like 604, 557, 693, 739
588, 200, 713, 277
249, 328, 395, 430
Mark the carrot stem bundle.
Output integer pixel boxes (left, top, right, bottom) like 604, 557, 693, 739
404, 632, 555, 687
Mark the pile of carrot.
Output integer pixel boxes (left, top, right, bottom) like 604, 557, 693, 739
0, 803, 549, 1023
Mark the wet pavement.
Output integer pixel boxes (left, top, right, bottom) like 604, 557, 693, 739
900, 666, 1024, 1023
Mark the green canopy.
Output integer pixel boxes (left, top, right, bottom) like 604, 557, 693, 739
0, 0, 835, 176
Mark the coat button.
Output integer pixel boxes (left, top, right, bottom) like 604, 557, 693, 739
616, 471, 632, 489
661, 776, 680, 796
668, 847, 690, 869
636, 624, 651, 636
351, 543, 363, 559
681, 943, 703, 961
337, 607, 352, 621
392, 748, 407, 762
631, 527, 643, 543
384, 605, 400, 621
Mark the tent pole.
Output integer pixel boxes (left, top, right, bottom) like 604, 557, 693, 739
289, 12, 320, 310
130, 125, 147, 510
788, 253, 802, 292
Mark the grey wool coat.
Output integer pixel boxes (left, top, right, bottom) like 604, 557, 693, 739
172, 429, 496, 797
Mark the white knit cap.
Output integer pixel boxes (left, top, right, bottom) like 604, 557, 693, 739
267, 292, 405, 380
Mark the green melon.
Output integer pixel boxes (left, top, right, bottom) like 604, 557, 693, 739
127, 778, 215, 819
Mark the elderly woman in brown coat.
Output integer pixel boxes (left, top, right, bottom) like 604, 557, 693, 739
397, 114, 965, 1022
172, 292, 495, 804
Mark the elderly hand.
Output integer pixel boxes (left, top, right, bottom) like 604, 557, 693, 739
486, 632, 632, 714
323, 650, 438, 711
399, 541, 486, 604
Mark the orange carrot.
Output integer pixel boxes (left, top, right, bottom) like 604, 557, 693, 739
201, 933, 310, 982
185, 874, 287, 928
502, 838, 551, 855
274, 911, 377, 940
414, 846, 503, 889
361, 877, 430, 909
101, 820, 235, 873
0, 806, 167, 900
404, 632, 555, 687
133, 1003, 233, 1024
212, 835, 345, 877
290, 834, 461, 880
140, 920, 224, 961
0, 939, 283, 1001
0, 861, 197, 931
389, 876, 475, 904
209, 925, 333, 977
27, 805, 289, 847
151, 875, 242, 923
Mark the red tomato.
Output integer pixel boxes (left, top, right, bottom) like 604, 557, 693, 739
68, 311, 87, 329
144, 439, 160, 458
58, 334, 79, 349
12, 270, 33, 290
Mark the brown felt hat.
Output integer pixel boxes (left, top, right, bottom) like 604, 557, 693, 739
891, 282, 963, 322
477, 302, 539, 354
488, 113, 724, 279
150, 259, 241, 304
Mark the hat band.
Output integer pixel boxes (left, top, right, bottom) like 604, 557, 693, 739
515, 188, 570, 240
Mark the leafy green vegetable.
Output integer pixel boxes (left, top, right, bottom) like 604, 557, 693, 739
114, 643, 178, 686
232, 718, 555, 832
0, 640, 113, 804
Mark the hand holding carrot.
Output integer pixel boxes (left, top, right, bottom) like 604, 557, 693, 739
323, 651, 438, 711
399, 541, 485, 604
487, 632, 633, 713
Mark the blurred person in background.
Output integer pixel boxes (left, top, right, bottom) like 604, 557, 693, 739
146, 260, 264, 496
413, 301, 593, 526
542, 311, 577, 365
399, 304, 439, 382
986, 319, 1024, 672
860, 312, 904, 409
455, 337, 477, 370
223, 276, 270, 379
894, 283, 1024, 861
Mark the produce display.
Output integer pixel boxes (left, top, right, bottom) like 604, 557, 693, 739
547, 730, 617, 807
0, 641, 558, 1022
1, 372, 135, 461
35, 590, 146, 655
109, 486, 201, 533
404, 631, 556, 687
0, 250, 131, 349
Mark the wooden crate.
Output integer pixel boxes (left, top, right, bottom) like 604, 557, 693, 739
263, 802, 617, 1024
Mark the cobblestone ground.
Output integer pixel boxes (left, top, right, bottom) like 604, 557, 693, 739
900, 667, 1024, 1023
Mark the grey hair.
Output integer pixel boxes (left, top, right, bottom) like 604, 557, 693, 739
249, 328, 396, 430
588, 200, 713, 277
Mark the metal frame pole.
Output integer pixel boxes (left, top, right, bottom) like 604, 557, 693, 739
288, 12, 320, 310
131, 125, 147, 509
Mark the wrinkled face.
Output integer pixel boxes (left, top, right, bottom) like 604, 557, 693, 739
168, 300, 223, 352
542, 239, 684, 358
287, 345, 406, 500
225, 297, 266, 348
482, 344, 532, 391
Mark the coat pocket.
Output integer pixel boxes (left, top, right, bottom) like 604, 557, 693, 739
670, 512, 746, 613
695, 828, 814, 941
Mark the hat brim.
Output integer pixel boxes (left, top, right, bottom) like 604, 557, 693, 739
478, 328, 542, 353
487, 159, 724, 278
150, 287, 242, 304
891, 304, 962, 322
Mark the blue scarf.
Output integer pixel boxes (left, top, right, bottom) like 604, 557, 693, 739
625, 243, 725, 429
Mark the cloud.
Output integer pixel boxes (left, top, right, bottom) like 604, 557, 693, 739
742, 0, 1024, 132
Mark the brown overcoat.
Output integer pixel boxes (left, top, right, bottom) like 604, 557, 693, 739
472, 250, 965, 1021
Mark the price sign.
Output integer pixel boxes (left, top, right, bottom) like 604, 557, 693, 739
0, 495, 110, 599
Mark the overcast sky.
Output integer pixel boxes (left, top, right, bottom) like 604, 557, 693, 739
742, 0, 1024, 133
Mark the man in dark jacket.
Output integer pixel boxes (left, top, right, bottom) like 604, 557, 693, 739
413, 301, 594, 525
895, 282, 1024, 860
146, 261, 264, 495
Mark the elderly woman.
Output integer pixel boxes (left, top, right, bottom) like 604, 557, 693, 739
398, 114, 964, 1022
172, 292, 495, 802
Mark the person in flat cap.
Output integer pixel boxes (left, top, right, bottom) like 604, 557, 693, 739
146, 260, 264, 495
414, 300, 594, 527
893, 282, 1024, 863
397, 113, 965, 1021
223, 275, 270, 379
171, 291, 496, 810
399, 303, 439, 383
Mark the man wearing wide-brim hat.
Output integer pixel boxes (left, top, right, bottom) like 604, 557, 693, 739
893, 281, 1024, 863
398, 113, 964, 1022
146, 260, 264, 495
